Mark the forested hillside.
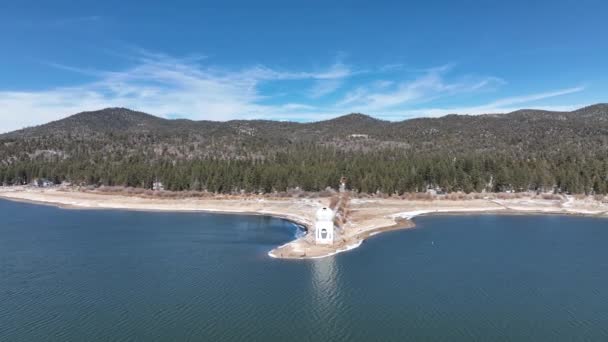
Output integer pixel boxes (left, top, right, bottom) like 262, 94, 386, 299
2, 104, 608, 194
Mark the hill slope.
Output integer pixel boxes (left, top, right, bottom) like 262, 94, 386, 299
1, 105, 608, 194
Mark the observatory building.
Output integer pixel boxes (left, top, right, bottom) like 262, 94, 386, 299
315, 207, 335, 245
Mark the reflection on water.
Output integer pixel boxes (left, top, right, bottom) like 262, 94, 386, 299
309, 256, 353, 340
311, 256, 339, 322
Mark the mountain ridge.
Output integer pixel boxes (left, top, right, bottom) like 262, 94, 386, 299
1, 103, 608, 194
4, 103, 608, 138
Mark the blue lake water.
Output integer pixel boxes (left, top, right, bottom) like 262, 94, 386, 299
1, 199, 608, 341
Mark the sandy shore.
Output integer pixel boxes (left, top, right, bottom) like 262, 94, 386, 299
1, 187, 607, 259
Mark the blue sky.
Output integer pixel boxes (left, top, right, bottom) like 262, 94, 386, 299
1, 0, 607, 132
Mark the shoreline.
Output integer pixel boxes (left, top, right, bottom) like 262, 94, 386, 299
1, 193, 314, 229
1, 187, 607, 259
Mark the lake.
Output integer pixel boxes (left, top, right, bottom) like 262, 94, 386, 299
1, 199, 608, 341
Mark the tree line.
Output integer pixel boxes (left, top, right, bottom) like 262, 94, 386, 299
2, 147, 607, 195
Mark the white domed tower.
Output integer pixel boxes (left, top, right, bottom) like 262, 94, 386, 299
315, 207, 335, 245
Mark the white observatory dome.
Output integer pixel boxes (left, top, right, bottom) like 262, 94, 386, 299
316, 207, 334, 222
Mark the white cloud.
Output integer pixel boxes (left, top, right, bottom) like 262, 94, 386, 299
305, 62, 354, 98
309, 79, 343, 98
0, 53, 351, 132
52, 16, 102, 26
481, 86, 585, 108
398, 86, 585, 118
0, 51, 588, 133
335, 66, 505, 111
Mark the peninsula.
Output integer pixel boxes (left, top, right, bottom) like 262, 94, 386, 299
1, 186, 606, 259
3, 105, 608, 258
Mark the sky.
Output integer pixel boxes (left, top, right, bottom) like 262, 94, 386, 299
1, 0, 607, 132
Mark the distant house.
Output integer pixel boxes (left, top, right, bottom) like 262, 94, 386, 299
348, 134, 369, 139
31, 178, 53, 188
497, 184, 514, 193
426, 186, 445, 196
152, 180, 164, 191
339, 176, 347, 193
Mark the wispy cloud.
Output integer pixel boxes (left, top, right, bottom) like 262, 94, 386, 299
365, 86, 586, 120
309, 79, 343, 98
52, 15, 102, 26
481, 86, 585, 108
0, 50, 588, 132
335, 65, 505, 111
0, 52, 357, 132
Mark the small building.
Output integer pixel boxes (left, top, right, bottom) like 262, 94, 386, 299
315, 207, 335, 245
349, 134, 369, 139
426, 186, 445, 196
152, 180, 164, 191
31, 178, 53, 188
339, 176, 347, 193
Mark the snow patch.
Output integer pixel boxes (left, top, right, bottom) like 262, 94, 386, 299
391, 207, 504, 220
